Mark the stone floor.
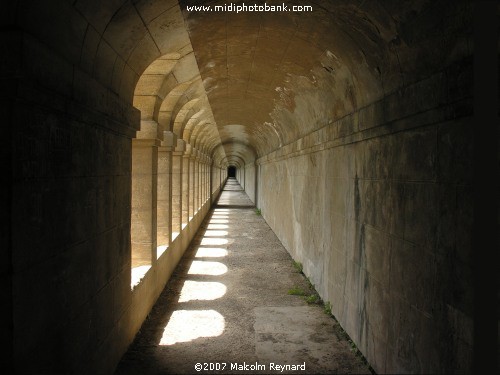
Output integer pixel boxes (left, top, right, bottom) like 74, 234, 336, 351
114, 178, 373, 375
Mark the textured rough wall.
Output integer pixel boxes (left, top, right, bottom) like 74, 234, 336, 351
211, 165, 223, 200
4, 30, 224, 374
244, 164, 257, 204
5, 32, 139, 374
258, 58, 474, 373
0, 82, 13, 372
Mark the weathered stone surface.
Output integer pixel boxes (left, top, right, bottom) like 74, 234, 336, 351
256, 67, 474, 374
115, 182, 372, 374
2, 0, 480, 373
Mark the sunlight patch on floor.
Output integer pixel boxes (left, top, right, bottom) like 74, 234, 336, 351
207, 224, 228, 229
195, 247, 228, 258
200, 237, 228, 246
210, 219, 229, 224
188, 261, 228, 276
159, 310, 225, 345
178, 280, 227, 302
204, 230, 228, 237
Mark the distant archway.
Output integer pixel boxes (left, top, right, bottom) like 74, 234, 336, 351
227, 166, 236, 178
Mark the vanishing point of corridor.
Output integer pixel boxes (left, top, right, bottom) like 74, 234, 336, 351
114, 178, 372, 374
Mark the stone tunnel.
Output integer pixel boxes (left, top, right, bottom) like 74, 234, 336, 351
1, 0, 498, 374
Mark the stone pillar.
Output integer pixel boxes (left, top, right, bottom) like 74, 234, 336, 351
189, 149, 196, 219
209, 161, 214, 200
195, 152, 200, 212
219, 167, 222, 186
200, 157, 205, 206
255, 161, 260, 208
213, 165, 218, 193
131, 138, 159, 267
208, 157, 212, 202
171, 139, 185, 240
156, 131, 176, 253
204, 158, 208, 203
182, 144, 191, 226
204, 156, 209, 204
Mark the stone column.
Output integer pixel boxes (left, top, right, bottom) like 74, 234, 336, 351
182, 144, 191, 227
207, 157, 212, 202
131, 138, 159, 267
203, 156, 209, 204
255, 161, 260, 208
200, 156, 205, 206
194, 152, 200, 213
201, 156, 205, 206
221, 167, 224, 187
209, 161, 214, 200
189, 149, 196, 219
171, 139, 185, 240
156, 131, 176, 256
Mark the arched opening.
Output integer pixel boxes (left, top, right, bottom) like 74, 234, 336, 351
130, 137, 156, 288
227, 166, 236, 178
129, 54, 182, 289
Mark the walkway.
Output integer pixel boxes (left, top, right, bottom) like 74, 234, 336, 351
114, 178, 372, 374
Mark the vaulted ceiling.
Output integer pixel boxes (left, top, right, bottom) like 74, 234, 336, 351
15, 0, 470, 167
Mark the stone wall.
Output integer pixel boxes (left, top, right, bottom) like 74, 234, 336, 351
243, 163, 257, 204
0, 76, 14, 372
1, 0, 484, 373
3, 30, 225, 374
253, 58, 474, 373
7, 35, 135, 373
